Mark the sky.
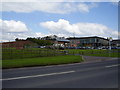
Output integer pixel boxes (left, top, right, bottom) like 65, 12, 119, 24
0, 1, 119, 42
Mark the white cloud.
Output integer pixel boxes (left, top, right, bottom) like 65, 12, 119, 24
40, 19, 119, 39
0, 19, 28, 33
111, 2, 118, 6
1, 0, 64, 2
0, 19, 47, 42
1, 19, 119, 42
1, 31, 47, 42
0, 2, 97, 14
1, 0, 119, 2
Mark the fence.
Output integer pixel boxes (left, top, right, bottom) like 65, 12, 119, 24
67, 49, 119, 57
2, 48, 119, 60
2, 48, 66, 60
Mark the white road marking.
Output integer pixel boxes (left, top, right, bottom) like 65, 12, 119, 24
105, 64, 120, 68
1, 71, 75, 81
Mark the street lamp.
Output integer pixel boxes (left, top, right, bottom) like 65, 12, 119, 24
108, 37, 112, 50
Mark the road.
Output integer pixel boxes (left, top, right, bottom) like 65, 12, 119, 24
2, 58, 119, 88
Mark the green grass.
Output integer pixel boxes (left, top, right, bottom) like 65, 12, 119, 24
2, 55, 84, 69
2, 48, 65, 60
2, 48, 119, 69
2, 47, 120, 61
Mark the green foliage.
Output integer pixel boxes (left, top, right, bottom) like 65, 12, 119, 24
15, 38, 25, 41
26, 37, 52, 46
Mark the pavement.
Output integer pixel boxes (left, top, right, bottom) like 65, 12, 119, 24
2, 56, 119, 88
82, 55, 119, 63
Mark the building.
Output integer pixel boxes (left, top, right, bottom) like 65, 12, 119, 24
111, 39, 120, 47
41, 35, 70, 48
67, 36, 109, 49
53, 39, 70, 48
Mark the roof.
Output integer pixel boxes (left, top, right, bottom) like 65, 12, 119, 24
56, 39, 70, 42
112, 39, 120, 41
112, 39, 120, 43
67, 36, 108, 40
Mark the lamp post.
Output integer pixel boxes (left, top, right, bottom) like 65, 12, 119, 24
108, 37, 112, 50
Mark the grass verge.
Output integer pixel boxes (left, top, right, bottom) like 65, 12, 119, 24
2, 55, 84, 69
2, 48, 65, 60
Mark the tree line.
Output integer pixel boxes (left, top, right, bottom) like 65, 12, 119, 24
15, 37, 53, 46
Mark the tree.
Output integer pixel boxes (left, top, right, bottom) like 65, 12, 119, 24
15, 38, 19, 41
15, 38, 25, 41
26, 37, 53, 46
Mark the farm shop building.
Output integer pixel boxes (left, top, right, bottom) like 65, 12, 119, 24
67, 36, 109, 48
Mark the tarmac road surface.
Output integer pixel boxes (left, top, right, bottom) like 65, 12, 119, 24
2, 57, 119, 88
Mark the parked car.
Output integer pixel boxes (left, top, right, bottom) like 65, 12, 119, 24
111, 47, 120, 49
38, 46, 46, 48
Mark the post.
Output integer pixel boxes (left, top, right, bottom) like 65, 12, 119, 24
108, 37, 112, 57
108, 37, 112, 50
109, 40, 111, 50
